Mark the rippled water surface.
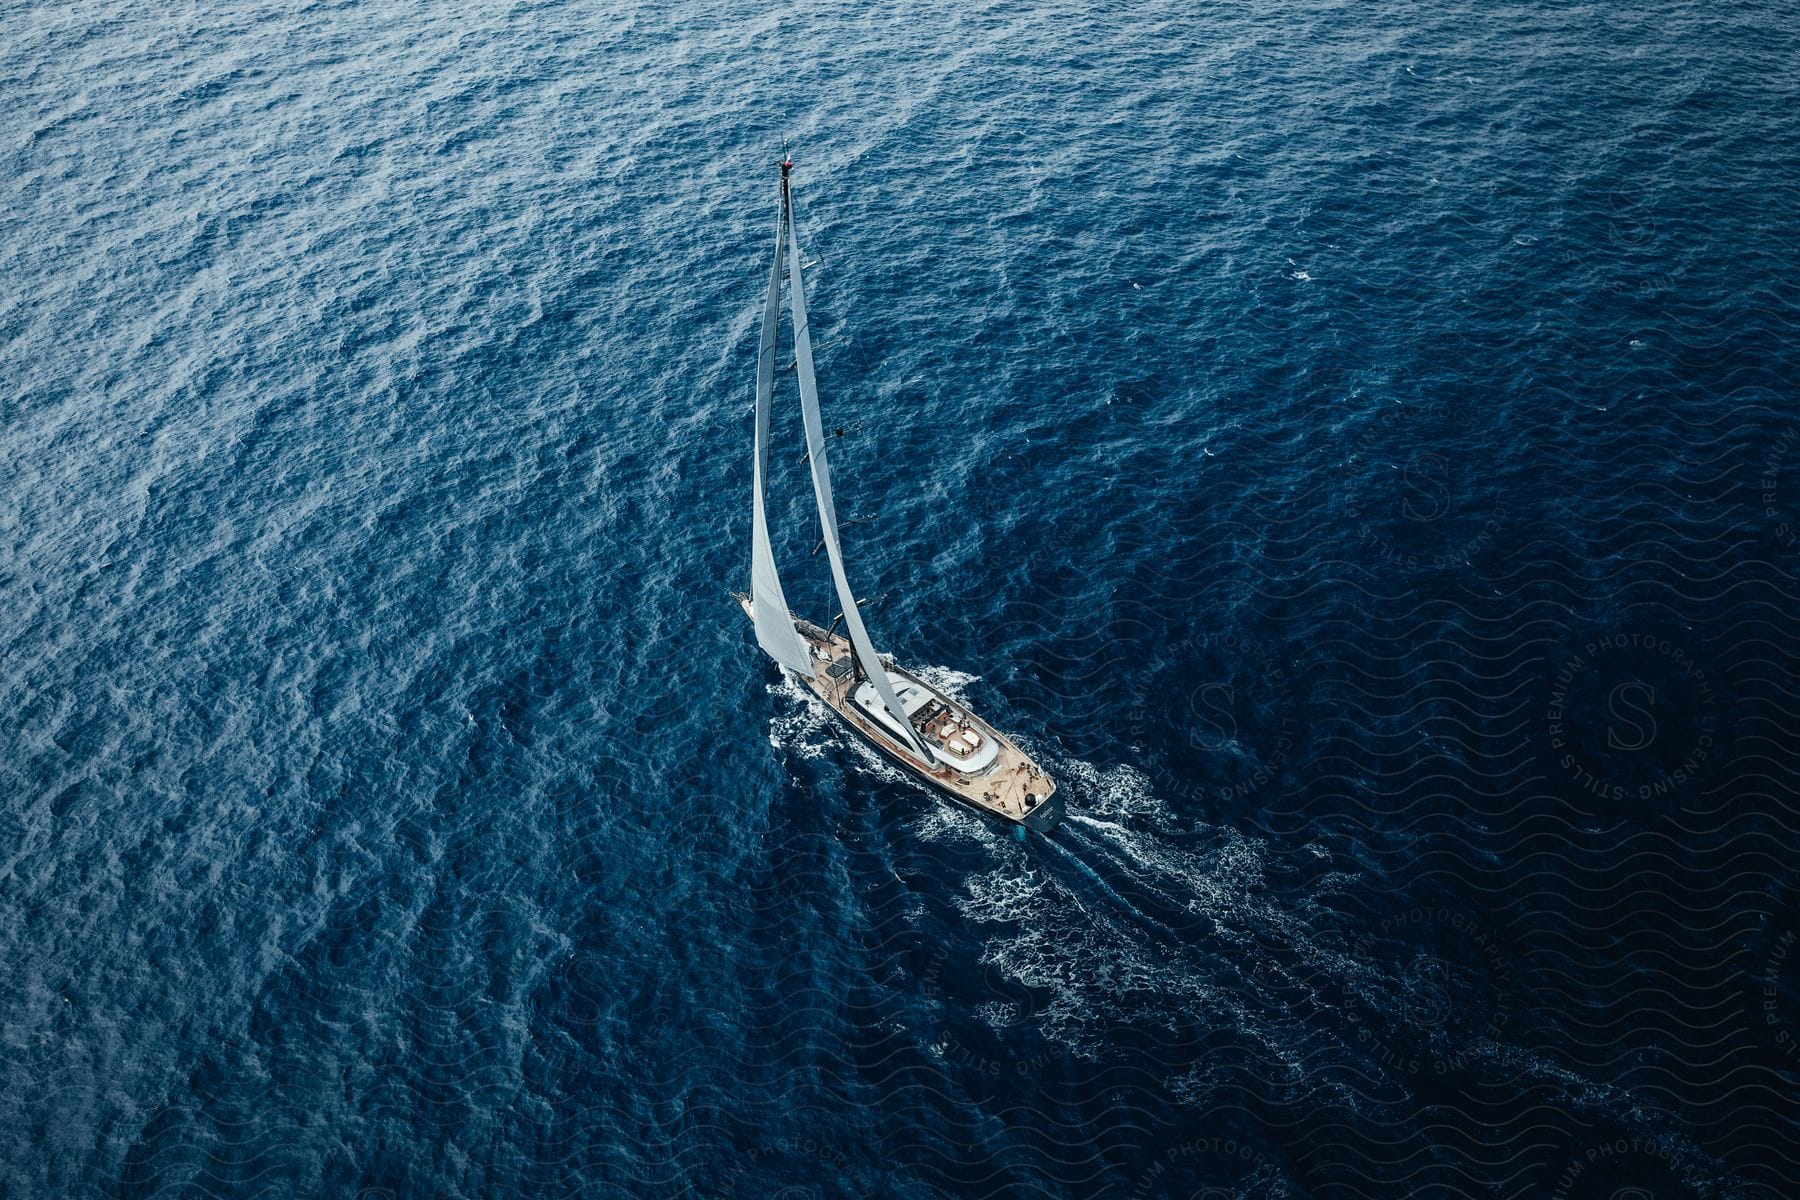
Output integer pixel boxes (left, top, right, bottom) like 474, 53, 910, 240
5, 1, 1800, 1196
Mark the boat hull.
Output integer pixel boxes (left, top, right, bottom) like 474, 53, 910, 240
820, 694, 1066, 831
735, 595, 1060, 830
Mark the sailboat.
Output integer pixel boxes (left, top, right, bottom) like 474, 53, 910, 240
735, 154, 1061, 830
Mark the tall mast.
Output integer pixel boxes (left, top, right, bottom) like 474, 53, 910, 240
781, 157, 929, 759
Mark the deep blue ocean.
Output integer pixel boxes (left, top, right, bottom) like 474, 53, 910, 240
5, 1, 1800, 1196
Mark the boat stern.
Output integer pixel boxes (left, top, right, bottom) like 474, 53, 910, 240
1018, 781, 1064, 830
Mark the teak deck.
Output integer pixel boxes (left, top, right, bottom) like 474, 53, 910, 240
737, 596, 1061, 829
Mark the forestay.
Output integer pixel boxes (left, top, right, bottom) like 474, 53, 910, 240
782, 180, 928, 758
750, 197, 816, 676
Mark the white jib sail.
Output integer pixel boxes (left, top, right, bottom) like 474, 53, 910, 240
783, 182, 929, 757
751, 197, 816, 677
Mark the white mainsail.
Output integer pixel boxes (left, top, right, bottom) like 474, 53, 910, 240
782, 175, 929, 758
750, 197, 816, 677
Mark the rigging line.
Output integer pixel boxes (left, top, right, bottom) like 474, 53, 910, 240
813, 515, 871, 555
784, 172, 925, 758
782, 338, 845, 371
798, 420, 863, 462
